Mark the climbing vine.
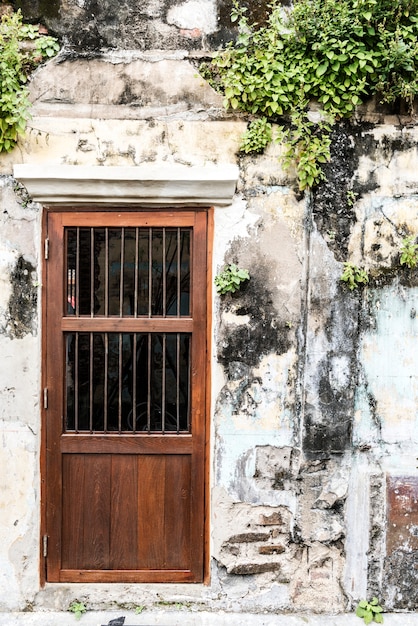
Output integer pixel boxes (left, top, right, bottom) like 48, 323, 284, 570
0, 10, 59, 153
205, 0, 418, 189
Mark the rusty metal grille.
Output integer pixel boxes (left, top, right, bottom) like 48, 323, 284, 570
65, 332, 191, 433
66, 226, 190, 317
64, 226, 192, 434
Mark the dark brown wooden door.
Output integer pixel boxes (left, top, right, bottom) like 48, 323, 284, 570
43, 209, 208, 582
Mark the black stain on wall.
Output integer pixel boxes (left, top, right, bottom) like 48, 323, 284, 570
313, 122, 378, 262
11, 0, 60, 19
217, 262, 291, 376
302, 290, 360, 458
6, 256, 37, 339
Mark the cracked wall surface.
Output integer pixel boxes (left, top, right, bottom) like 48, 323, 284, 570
0, 0, 418, 616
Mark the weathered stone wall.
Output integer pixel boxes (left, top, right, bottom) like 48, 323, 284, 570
10, 0, 281, 50
1, 0, 418, 616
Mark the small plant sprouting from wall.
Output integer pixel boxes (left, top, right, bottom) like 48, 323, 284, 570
400, 235, 418, 269
340, 262, 369, 290
68, 601, 87, 620
355, 597, 384, 624
275, 104, 332, 190
206, 0, 418, 189
215, 264, 250, 295
0, 10, 59, 153
240, 117, 273, 154
339, 234, 418, 292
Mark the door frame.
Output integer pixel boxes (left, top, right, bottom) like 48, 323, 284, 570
40, 205, 213, 585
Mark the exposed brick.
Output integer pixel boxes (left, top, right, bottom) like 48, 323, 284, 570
180, 28, 202, 38
229, 562, 278, 575
259, 512, 283, 526
228, 532, 269, 543
258, 544, 286, 555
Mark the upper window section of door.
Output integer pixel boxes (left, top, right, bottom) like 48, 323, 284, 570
66, 226, 191, 318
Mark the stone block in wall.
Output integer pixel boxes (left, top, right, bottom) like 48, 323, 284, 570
254, 445, 299, 491
296, 459, 348, 544
290, 543, 345, 613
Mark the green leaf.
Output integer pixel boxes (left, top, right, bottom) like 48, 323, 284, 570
316, 62, 329, 77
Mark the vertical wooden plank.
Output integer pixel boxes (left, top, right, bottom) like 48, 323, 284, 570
61, 455, 85, 570
81, 454, 111, 569
189, 211, 207, 580
164, 455, 191, 569
137, 455, 166, 568
204, 207, 214, 582
45, 211, 65, 581
110, 455, 138, 569
40, 207, 48, 585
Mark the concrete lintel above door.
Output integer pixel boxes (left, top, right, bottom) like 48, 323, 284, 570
13, 163, 239, 207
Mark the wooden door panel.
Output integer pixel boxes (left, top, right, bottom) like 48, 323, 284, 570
82, 455, 111, 569
62, 455, 112, 569
61, 454, 86, 570
61, 453, 192, 571
109, 455, 139, 569
137, 455, 191, 569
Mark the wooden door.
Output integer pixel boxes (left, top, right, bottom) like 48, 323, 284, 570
43, 209, 208, 582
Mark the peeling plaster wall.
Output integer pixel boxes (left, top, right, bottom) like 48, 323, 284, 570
1, 0, 418, 616
0, 177, 40, 611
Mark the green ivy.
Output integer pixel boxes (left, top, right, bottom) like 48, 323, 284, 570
240, 117, 272, 154
0, 10, 59, 153
207, 0, 418, 189
276, 103, 332, 190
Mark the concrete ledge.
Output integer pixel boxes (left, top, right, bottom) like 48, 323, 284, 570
13, 164, 239, 207
0, 612, 416, 626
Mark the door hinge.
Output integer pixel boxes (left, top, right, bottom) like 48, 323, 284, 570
42, 534, 48, 558
44, 238, 49, 260
43, 388, 48, 409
